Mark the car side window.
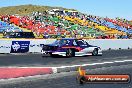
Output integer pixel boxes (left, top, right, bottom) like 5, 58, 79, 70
76, 40, 88, 46
59, 40, 69, 46
59, 40, 66, 45
82, 40, 88, 45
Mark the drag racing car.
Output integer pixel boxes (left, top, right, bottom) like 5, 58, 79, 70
41, 38, 102, 57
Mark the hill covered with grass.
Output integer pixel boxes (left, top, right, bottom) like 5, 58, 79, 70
129, 21, 132, 25
0, 4, 76, 16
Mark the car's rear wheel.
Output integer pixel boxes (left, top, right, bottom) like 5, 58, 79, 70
41, 50, 45, 54
92, 49, 98, 56
66, 49, 75, 57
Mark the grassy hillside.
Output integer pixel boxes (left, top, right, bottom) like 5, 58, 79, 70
0, 4, 76, 16
129, 21, 132, 25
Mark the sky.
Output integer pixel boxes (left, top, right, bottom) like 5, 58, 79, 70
0, 0, 131, 20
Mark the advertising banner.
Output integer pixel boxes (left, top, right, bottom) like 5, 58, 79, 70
11, 41, 30, 53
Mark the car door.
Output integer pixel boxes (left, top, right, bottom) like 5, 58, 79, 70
76, 40, 94, 53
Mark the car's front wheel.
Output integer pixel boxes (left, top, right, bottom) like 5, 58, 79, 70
92, 49, 98, 56
66, 49, 75, 57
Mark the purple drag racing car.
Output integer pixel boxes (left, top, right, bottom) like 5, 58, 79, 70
41, 38, 102, 57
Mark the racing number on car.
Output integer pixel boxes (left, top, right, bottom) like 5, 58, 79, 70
66, 40, 70, 45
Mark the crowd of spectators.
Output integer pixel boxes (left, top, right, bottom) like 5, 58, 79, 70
0, 9, 132, 39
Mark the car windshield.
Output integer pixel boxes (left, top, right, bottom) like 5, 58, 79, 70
76, 40, 88, 46
52, 39, 67, 46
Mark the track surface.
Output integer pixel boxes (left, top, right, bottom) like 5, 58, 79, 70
0, 50, 132, 88
0, 50, 132, 67
0, 63, 132, 88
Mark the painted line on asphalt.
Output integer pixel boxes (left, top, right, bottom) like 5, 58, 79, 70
0, 59, 131, 69
54, 59, 132, 69
0, 59, 131, 79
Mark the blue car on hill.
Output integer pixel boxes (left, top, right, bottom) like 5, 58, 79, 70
41, 38, 102, 57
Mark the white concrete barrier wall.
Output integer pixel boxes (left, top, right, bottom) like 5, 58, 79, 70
0, 39, 132, 53
0, 40, 11, 53
29, 39, 56, 53
85, 39, 132, 50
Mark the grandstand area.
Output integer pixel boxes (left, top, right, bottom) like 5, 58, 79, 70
0, 5, 132, 39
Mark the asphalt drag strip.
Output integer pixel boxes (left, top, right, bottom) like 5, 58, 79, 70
0, 64, 132, 88
0, 50, 132, 67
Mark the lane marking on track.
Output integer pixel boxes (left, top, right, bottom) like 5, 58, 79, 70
55, 59, 132, 69
0, 59, 132, 69
0, 59, 131, 77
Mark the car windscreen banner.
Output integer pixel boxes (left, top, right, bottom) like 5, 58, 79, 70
10, 41, 30, 53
